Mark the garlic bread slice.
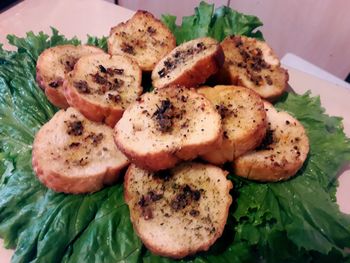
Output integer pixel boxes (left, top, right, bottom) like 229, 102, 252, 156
152, 37, 224, 89
217, 35, 288, 101
234, 102, 309, 181
124, 162, 233, 259
64, 53, 142, 127
114, 87, 222, 171
198, 85, 267, 164
36, 44, 104, 108
32, 107, 129, 194
108, 10, 176, 71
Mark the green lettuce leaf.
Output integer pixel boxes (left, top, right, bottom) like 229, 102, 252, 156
0, 30, 142, 263
161, 1, 264, 45
0, 3, 350, 263
86, 35, 108, 52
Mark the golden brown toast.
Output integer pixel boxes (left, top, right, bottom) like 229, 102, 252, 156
32, 107, 129, 194
124, 162, 233, 259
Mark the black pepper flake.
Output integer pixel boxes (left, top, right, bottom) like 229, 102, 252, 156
257, 129, 274, 150
69, 142, 81, 148
107, 68, 124, 76
99, 65, 107, 73
237, 62, 247, 68
216, 104, 230, 118
91, 72, 108, 85
265, 75, 273, 85
170, 184, 201, 212
196, 42, 205, 49
78, 157, 89, 166
67, 121, 84, 136
158, 68, 166, 78
108, 93, 121, 103
86, 132, 104, 146
153, 99, 174, 132
190, 210, 200, 217
148, 191, 163, 202
49, 78, 63, 88
147, 26, 156, 34
223, 131, 229, 139
153, 170, 172, 181
138, 195, 147, 207
164, 59, 174, 69
249, 73, 263, 86
121, 42, 135, 55
64, 57, 78, 72
73, 80, 90, 94
181, 95, 188, 102
138, 191, 163, 220
112, 78, 124, 89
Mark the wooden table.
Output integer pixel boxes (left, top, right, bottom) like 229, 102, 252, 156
1, 0, 349, 261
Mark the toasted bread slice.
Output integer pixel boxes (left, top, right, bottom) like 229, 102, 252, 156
108, 10, 176, 71
124, 162, 233, 259
32, 107, 129, 194
233, 102, 309, 181
36, 45, 104, 108
217, 35, 288, 101
114, 87, 222, 171
151, 37, 224, 89
198, 85, 267, 164
64, 53, 142, 127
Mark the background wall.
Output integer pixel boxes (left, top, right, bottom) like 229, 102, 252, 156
117, 0, 350, 79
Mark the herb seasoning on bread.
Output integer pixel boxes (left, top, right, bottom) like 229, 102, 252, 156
36, 45, 104, 108
124, 162, 233, 259
32, 107, 129, 194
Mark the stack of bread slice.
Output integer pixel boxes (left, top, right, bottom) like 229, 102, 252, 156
64, 53, 142, 127
33, 9, 310, 260
233, 101, 309, 181
36, 45, 104, 108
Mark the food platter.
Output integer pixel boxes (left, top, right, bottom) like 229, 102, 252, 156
1, 1, 349, 262
1, 65, 349, 263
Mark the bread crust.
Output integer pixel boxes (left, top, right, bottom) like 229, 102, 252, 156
233, 101, 309, 181
114, 87, 222, 171
64, 53, 142, 127
217, 35, 288, 101
198, 85, 267, 164
36, 45, 104, 108
32, 107, 129, 194
124, 162, 233, 259
152, 37, 224, 89
108, 10, 176, 71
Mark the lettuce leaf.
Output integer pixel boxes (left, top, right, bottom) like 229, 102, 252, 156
161, 1, 263, 45
86, 35, 108, 52
0, 3, 350, 263
0, 30, 142, 263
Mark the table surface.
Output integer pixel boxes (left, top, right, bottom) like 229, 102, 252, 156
0, 0, 349, 261
0, 0, 134, 50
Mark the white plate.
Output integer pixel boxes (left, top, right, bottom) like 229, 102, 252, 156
286, 66, 350, 215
